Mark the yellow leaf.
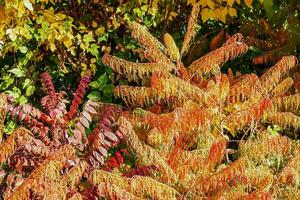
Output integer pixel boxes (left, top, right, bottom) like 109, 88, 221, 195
62, 36, 73, 48
90, 58, 96, 64
200, 0, 207, 7
228, 7, 237, 17
81, 63, 87, 72
112, 19, 120, 29
101, 46, 111, 54
70, 47, 76, 56
219, 75, 230, 102
90, 63, 97, 75
47, 30, 56, 44
49, 43, 56, 51
207, 0, 215, 9
19, 26, 32, 39
56, 13, 66, 20
17, 3, 25, 17
216, 7, 228, 23
201, 8, 210, 23
95, 27, 105, 36
164, 33, 180, 61
152, 0, 159, 8
236, 0, 241, 4
168, 11, 178, 20
0, 30, 5, 40
245, 0, 253, 7
187, 0, 197, 5
170, 11, 178, 17
92, 21, 98, 28
44, 9, 57, 23
210, 10, 217, 20
227, 0, 235, 7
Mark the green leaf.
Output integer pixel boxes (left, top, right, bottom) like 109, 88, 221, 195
103, 84, 114, 96
41, 21, 49, 29
22, 79, 31, 89
83, 33, 95, 44
19, 46, 28, 54
97, 73, 107, 84
8, 68, 25, 78
98, 35, 107, 42
18, 95, 28, 105
87, 91, 101, 101
8, 87, 20, 97
263, 0, 275, 18
89, 43, 99, 59
26, 51, 33, 59
25, 85, 35, 96
89, 81, 101, 89
267, 125, 279, 136
133, 8, 144, 18
0, 77, 14, 90
4, 121, 17, 135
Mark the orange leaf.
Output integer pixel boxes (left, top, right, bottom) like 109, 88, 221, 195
227, 0, 235, 7
245, 0, 253, 7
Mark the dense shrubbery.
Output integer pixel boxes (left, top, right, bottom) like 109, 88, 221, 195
0, 0, 300, 199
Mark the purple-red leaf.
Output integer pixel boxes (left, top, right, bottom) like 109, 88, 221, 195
85, 104, 97, 114
104, 131, 118, 142
80, 117, 90, 128
98, 146, 108, 157
82, 111, 92, 122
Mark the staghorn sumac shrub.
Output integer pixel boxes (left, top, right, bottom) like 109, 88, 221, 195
0, 2, 300, 199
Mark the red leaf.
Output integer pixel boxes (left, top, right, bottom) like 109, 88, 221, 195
115, 152, 124, 164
